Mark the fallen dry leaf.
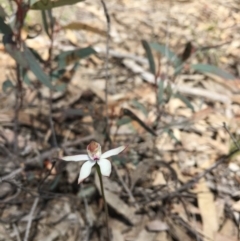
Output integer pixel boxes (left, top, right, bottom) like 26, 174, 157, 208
197, 178, 218, 241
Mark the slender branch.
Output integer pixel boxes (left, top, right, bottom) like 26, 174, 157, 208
100, 0, 111, 138
96, 164, 110, 241
47, 10, 58, 148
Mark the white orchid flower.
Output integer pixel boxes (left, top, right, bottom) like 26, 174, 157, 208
62, 141, 126, 184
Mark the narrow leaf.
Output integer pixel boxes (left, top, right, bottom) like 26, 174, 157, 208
174, 92, 194, 111
55, 47, 96, 69
141, 40, 155, 75
30, 0, 84, 10
23, 71, 32, 86
158, 80, 164, 104
41, 10, 51, 38
149, 42, 182, 67
4, 42, 53, 89
191, 64, 236, 80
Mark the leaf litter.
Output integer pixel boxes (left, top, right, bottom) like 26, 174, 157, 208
1, 0, 240, 240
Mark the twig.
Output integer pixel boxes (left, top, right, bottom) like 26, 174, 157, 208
23, 197, 39, 241
145, 148, 239, 205
100, 0, 111, 137
47, 10, 58, 148
0, 168, 22, 182
223, 122, 240, 150
112, 162, 139, 209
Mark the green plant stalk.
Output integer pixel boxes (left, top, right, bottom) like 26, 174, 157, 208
96, 164, 110, 241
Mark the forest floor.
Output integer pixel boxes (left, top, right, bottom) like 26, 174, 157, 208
1, 0, 240, 240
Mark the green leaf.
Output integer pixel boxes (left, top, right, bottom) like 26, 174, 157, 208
55, 47, 96, 69
131, 99, 148, 117
158, 80, 164, 104
142, 40, 155, 75
174, 92, 194, 111
0, 17, 12, 34
2, 80, 14, 92
41, 10, 51, 38
4, 42, 54, 89
30, 0, 84, 10
149, 42, 182, 68
23, 46, 54, 89
23, 71, 32, 86
28, 47, 46, 64
191, 64, 236, 80
50, 69, 66, 82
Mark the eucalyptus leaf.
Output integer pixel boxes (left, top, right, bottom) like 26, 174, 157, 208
142, 40, 155, 75
191, 64, 236, 80
174, 92, 194, 111
4, 42, 54, 89
149, 42, 182, 68
23, 72, 32, 86
158, 80, 164, 104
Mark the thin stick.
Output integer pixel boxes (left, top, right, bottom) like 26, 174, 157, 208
223, 122, 240, 150
47, 10, 58, 148
100, 0, 111, 136
144, 148, 240, 205
96, 164, 110, 241
112, 162, 139, 209
23, 197, 39, 241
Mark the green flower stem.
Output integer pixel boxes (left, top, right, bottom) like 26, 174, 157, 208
96, 164, 110, 240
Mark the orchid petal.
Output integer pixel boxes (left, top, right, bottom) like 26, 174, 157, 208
62, 154, 89, 162
78, 160, 95, 183
101, 146, 126, 159
98, 158, 111, 176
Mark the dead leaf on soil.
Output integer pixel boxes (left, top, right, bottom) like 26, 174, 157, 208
197, 178, 218, 241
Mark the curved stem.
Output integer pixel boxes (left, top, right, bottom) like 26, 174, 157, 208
96, 164, 110, 241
